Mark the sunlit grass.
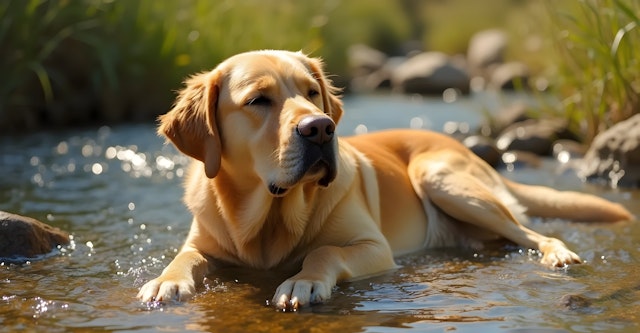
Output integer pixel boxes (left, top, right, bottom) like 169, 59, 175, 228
546, 0, 640, 142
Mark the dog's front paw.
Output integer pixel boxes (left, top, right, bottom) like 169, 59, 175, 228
137, 276, 196, 303
272, 278, 332, 310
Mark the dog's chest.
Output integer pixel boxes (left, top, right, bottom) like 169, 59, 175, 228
231, 201, 309, 269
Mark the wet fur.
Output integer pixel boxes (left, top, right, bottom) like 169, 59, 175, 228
138, 50, 633, 309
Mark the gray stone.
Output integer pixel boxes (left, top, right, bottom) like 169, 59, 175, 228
480, 103, 533, 138
496, 118, 577, 156
463, 135, 501, 168
580, 114, 640, 187
347, 44, 388, 77
391, 52, 469, 95
350, 56, 406, 93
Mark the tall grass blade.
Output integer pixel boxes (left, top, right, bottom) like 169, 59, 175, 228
28, 62, 53, 102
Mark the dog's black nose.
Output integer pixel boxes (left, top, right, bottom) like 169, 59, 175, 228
296, 116, 335, 145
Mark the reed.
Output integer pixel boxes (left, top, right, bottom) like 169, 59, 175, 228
547, 0, 640, 142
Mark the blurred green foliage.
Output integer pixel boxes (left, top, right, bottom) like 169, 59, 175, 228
0, 0, 411, 131
1, 0, 638, 136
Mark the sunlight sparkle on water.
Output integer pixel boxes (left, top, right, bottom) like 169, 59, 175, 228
91, 163, 103, 175
354, 124, 368, 135
105, 146, 117, 159
410, 117, 424, 129
56, 141, 69, 155
32, 297, 69, 318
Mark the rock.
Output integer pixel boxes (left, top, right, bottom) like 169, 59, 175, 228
495, 118, 578, 156
463, 135, 502, 168
489, 61, 530, 90
0, 211, 70, 262
350, 56, 406, 93
347, 44, 388, 77
579, 114, 640, 187
467, 29, 508, 76
558, 294, 592, 311
480, 103, 533, 138
391, 52, 470, 95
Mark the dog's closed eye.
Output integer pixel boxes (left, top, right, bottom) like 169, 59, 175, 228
246, 95, 272, 107
308, 89, 319, 99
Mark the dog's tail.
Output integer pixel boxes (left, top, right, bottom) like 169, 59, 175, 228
504, 179, 633, 222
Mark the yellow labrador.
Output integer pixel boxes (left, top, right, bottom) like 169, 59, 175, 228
137, 50, 632, 309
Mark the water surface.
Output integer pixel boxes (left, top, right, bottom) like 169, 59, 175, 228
1, 94, 638, 332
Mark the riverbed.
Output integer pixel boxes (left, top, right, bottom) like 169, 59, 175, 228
1, 94, 638, 332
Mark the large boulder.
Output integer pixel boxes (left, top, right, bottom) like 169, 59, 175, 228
0, 211, 70, 262
391, 52, 470, 95
579, 114, 640, 187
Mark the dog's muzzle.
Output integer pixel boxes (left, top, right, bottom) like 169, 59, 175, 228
296, 115, 337, 184
268, 115, 338, 196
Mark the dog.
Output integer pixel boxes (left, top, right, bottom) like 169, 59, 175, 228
137, 50, 633, 309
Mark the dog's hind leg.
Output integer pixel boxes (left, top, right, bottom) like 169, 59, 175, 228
408, 151, 581, 267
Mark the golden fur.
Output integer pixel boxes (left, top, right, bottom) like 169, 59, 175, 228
137, 50, 633, 309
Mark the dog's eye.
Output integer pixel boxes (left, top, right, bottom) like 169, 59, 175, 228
245, 95, 272, 107
308, 89, 320, 99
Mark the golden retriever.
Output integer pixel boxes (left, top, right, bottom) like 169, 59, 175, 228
137, 50, 632, 309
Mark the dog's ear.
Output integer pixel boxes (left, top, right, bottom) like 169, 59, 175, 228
158, 71, 221, 178
307, 57, 344, 124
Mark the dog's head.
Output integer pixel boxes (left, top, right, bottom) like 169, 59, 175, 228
159, 50, 344, 196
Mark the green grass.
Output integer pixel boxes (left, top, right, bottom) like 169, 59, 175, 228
546, 0, 640, 142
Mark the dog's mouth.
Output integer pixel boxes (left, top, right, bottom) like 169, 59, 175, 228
308, 159, 335, 186
268, 149, 337, 197
268, 183, 289, 196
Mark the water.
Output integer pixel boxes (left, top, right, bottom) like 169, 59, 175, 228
1, 94, 639, 332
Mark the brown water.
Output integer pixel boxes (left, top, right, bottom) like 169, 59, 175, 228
1, 94, 639, 333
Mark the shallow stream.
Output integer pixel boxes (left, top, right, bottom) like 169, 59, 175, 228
1, 94, 638, 332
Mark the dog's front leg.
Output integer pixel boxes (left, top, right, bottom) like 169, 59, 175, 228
273, 240, 396, 309
137, 249, 209, 302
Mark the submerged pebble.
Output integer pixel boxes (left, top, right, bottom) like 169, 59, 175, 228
557, 294, 592, 311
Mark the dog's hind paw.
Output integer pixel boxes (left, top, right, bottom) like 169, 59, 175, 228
541, 238, 582, 267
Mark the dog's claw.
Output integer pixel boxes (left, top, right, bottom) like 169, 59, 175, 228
274, 294, 299, 312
